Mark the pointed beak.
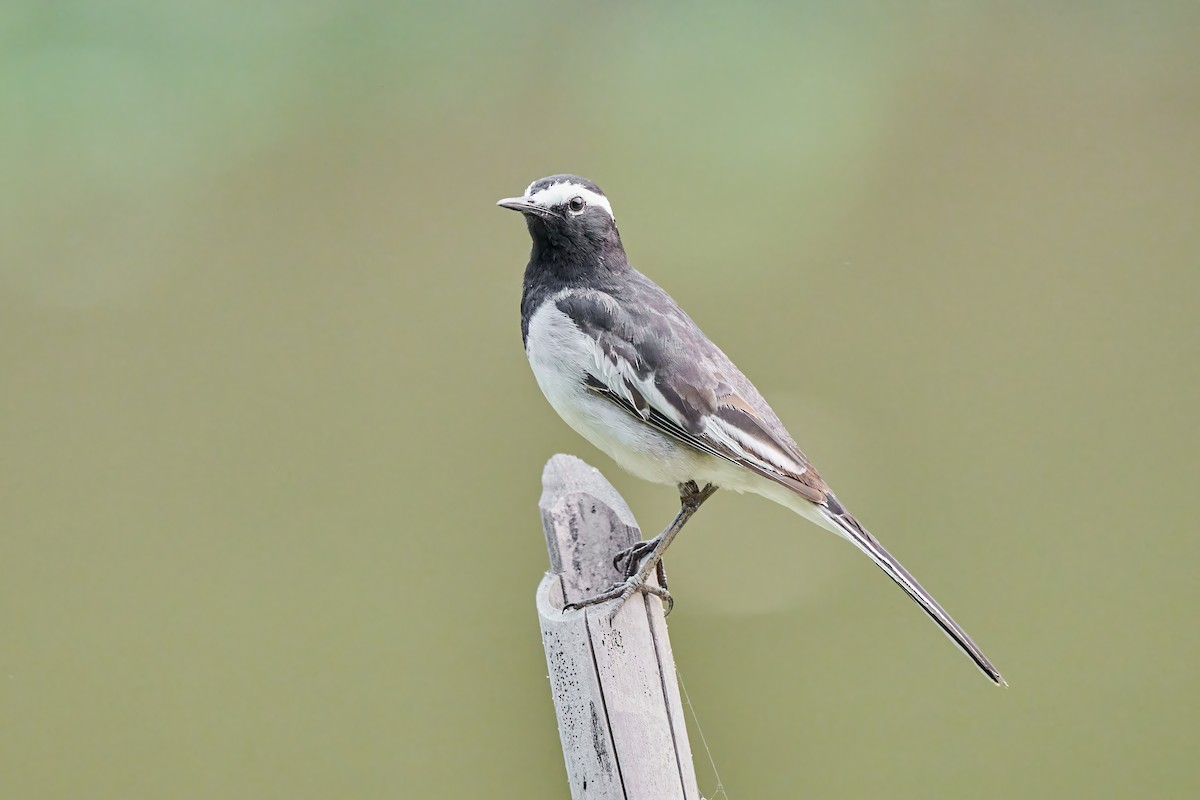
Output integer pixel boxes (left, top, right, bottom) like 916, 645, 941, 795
496, 196, 553, 218
496, 196, 531, 212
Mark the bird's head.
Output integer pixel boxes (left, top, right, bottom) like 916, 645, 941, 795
497, 175, 623, 261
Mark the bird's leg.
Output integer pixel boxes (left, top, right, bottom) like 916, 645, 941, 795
611, 481, 717, 578
564, 481, 717, 621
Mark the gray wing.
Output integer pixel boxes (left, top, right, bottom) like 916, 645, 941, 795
555, 280, 832, 504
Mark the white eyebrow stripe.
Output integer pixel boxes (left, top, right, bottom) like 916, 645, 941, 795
526, 182, 614, 220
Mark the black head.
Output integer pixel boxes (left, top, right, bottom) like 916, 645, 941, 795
497, 174, 625, 267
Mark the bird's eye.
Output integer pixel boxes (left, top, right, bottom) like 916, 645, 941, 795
568, 196, 585, 213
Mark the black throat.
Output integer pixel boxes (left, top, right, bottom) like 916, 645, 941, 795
519, 212, 628, 347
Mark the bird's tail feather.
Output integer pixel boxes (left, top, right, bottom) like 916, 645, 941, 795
820, 502, 1006, 686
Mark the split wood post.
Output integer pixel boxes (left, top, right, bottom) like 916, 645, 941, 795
536, 454, 702, 800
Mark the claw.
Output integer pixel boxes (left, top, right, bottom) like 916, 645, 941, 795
652, 580, 674, 616
655, 558, 669, 595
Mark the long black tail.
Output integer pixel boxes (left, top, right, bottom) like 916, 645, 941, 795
821, 501, 1005, 686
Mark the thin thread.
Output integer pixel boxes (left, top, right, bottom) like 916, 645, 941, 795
677, 667, 728, 800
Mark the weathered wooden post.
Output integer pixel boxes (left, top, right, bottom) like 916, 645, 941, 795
536, 454, 702, 800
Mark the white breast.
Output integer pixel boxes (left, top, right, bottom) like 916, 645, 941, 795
524, 297, 703, 487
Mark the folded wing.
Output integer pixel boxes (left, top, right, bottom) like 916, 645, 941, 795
556, 285, 830, 504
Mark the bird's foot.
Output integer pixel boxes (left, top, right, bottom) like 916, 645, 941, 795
612, 538, 659, 578
563, 576, 673, 621
565, 481, 716, 622
612, 536, 673, 608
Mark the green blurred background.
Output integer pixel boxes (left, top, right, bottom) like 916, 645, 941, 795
3, 2, 1198, 797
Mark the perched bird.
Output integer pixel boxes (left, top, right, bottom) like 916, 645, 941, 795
498, 174, 1004, 685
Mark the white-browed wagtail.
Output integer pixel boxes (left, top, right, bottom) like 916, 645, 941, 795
498, 175, 1004, 685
